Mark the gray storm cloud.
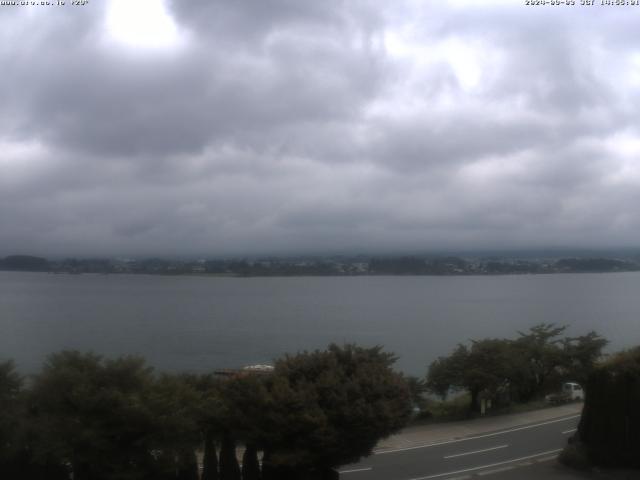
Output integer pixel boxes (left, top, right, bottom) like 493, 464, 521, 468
0, 0, 639, 257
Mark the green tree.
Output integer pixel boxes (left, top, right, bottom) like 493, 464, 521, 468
0, 360, 26, 477
260, 344, 411, 478
426, 345, 468, 400
28, 351, 157, 480
180, 372, 223, 480
560, 331, 608, 385
464, 339, 515, 412
146, 373, 204, 480
406, 376, 428, 411
575, 346, 640, 468
427, 340, 515, 412
216, 374, 270, 480
241, 444, 261, 480
201, 429, 219, 480
219, 434, 241, 480
511, 324, 568, 400
427, 325, 608, 411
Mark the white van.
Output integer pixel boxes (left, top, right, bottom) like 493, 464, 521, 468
546, 382, 584, 404
561, 382, 584, 401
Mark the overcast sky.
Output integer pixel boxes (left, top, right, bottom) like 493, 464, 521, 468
1, 0, 639, 257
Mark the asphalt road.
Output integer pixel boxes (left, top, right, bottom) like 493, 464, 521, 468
339, 414, 581, 480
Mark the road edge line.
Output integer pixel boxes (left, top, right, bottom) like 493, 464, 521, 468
375, 415, 580, 455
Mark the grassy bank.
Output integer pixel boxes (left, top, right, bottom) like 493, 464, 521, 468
411, 395, 569, 425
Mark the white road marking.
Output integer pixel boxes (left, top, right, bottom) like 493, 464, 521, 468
375, 415, 580, 455
477, 466, 514, 476
444, 444, 508, 459
407, 448, 563, 480
562, 428, 577, 434
339, 467, 372, 474
535, 455, 560, 463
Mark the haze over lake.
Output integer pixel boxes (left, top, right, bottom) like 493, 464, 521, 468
2, 271, 639, 376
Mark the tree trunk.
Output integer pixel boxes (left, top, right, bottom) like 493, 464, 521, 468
150, 450, 178, 480
33, 459, 70, 480
241, 444, 261, 480
219, 434, 241, 480
260, 450, 275, 480
202, 431, 219, 480
177, 449, 199, 480
469, 387, 480, 414
72, 458, 91, 480
260, 452, 304, 480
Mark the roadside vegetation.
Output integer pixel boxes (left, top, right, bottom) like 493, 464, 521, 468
0, 325, 627, 478
414, 395, 560, 424
0, 344, 411, 480
424, 324, 607, 415
561, 346, 640, 471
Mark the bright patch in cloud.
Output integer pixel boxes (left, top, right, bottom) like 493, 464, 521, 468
603, 132, 640, 185
105, 0, 182, 49
442, 39, 483, 90
0, 140, 48, 186
628, 53, 640, 87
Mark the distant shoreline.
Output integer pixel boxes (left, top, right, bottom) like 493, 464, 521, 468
2, 254, 639, 277
1, 269, 639, 279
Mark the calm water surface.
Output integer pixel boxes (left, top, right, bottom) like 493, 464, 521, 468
1, 271, 640, 375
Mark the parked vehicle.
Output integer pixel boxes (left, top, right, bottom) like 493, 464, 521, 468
545, 382, 584, 405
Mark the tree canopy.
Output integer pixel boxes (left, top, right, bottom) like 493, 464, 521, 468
0, 361, 24, 477
0, 344, 411, 480
426, 324, 608, 412
260, 344, 411, 473
576, 346, 640, 468
28, 351, 157, 480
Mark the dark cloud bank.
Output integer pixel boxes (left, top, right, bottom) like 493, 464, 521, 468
1, 0, 639, 257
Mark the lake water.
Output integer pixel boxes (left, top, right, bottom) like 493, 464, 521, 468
1, 271, 640, 376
